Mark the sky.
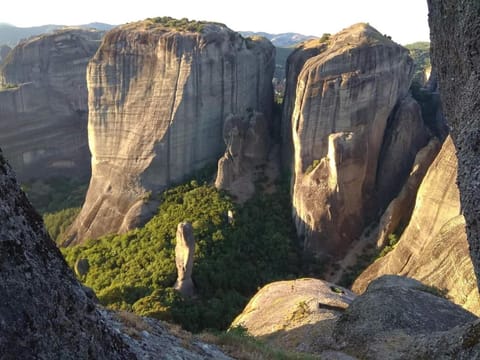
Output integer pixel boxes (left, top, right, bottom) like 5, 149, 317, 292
1, 0, 430, 45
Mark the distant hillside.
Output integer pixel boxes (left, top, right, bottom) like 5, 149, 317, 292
0, 23, 114, 46
240, 31, 317, 47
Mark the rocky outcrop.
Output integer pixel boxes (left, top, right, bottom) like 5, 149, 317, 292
283, 23, 428, 258
353, 137, 480, 314
231, 278, 355, 354
66, 19, 274, 244
174, 221, 196, 297
215, 110, 270, 201
335, 275, 478, 359
428, 0, 480, 290
0, 28, 101, 181
0, 148, 133, 359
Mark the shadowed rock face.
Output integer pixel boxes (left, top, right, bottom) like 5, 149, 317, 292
0, 29, 101, 181
66, 20, 274, 245
428, 0, 480, 290
353, 137, 480, 315
215, 111, 270, 201
282, 23, 428, 259
0, 149, 133, 359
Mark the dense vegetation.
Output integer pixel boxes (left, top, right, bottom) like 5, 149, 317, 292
62, 174, 301, 332
146, 16, 224, 33
22, 176, 88, 243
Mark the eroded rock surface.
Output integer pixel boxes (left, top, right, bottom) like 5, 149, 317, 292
66, 20, 274, 244
283, 23, 427, 258
353, 137, 480, 315
428, 0, 480, 291
215, 110, 270, 201
0, 29, 101, 181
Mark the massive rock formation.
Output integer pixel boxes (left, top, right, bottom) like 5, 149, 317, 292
282, 23, 429, 258
66, 19, 274, 245
353, 137, 480, 315
0, 28, 101, 181
428, 0, 480, 290
0, 149, 133, 359
215, 110, 270, 201
174, 221, 196, 297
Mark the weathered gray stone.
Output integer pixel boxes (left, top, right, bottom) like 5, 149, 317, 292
0, 148, 134, 359
66, 20, 274, 245
174, 221, 196, 297
427, 0, 480, 291
232, 278, 355, 354
215, 111, 270, 201
0, 29, 101, 182
334, 275, 477, 359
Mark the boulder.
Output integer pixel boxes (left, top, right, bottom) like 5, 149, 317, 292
231, 278, 355, 354
174, 221, 196, 297
66, 19, 274, 245
334, 275, 477, 359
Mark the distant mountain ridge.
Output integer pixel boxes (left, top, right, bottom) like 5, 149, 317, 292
0, 24, 315, 48
240, 31, 318, 47
0, 23, 114, 46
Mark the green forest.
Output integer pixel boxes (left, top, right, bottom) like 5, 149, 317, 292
61, 174, 302, 332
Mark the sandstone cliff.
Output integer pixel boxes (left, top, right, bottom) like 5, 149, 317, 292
0, 29, 101, 181
428, 0, 480, 291
282, 23, 428, 258
353, 137, 480, 315
65, 20, 274, 245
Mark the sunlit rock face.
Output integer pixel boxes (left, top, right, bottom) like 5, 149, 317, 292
0, 29, 101, 181
353, 137, 480, 316
66, 20, 274, 244
282, 23, 428, 259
